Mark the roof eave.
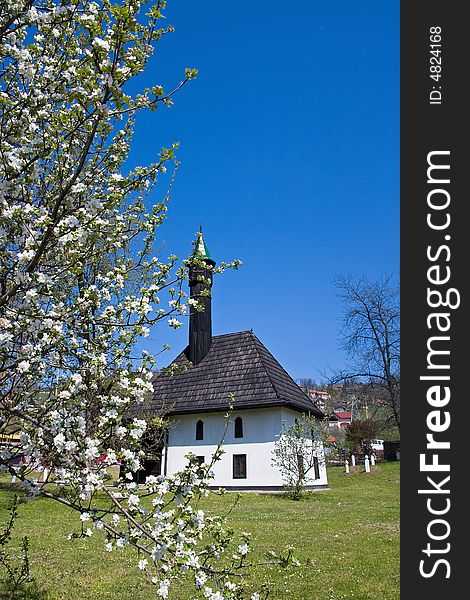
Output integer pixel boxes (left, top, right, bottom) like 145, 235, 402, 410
155, 400, 325, 418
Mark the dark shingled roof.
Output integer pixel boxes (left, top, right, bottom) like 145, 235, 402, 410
148, 331, 324, 417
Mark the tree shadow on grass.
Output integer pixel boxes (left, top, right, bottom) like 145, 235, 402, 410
0, 482, 24, 496
0, 581, 49, 600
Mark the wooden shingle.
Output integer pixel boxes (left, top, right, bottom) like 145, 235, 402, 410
148, 331, 324, 417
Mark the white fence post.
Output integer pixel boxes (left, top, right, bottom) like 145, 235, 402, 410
364, 455, 370, 473
351, 454, 356, 467
345, 460, 350, 474
371, 454, 376, 466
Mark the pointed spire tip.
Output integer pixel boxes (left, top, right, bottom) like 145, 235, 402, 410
192, 228, 215, 265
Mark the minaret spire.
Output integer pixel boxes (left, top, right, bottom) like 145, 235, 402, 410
188, 229, 215, 365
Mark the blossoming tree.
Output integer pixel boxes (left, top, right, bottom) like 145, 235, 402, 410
272, 415, 325, 500
0, 2, 295, 597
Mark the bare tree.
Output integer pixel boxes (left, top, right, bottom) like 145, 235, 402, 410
333, 275, 400, 430
296, 378, 322, 391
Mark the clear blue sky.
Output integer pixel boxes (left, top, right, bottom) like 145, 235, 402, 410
130, 0, 399, 381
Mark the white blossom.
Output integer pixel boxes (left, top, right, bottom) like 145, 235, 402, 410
17, 250, 35, 264
71, 373, 83, 386
138, 559, 148, 570
53, 433, 66, 451
156, 580, 170, 599
17, 360, 31, 373
70, 182, 86, 194
127, 494, 140, 508
93, 37, 110, 52
195, 571, 207, 588
168, 318, 182, 329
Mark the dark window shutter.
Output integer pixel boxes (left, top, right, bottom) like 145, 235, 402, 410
234, 416, 243, 438
196, 420, 204, 440
233, 454, 247, 479
313, 456, 320, 479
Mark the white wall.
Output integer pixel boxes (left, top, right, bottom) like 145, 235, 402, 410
164, 407, 328, 489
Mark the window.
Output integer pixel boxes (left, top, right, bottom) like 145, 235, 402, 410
233, 454, 247, 479
196, 420, 204, 440
234, 416, 243, 438
313, 456, 320, 480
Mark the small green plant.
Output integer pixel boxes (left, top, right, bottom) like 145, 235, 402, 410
0, 496, 35, 599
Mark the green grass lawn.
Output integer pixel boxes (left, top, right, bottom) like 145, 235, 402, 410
0, 463, 399, 600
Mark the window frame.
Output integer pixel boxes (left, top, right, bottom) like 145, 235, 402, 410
195, 419, 204, 440
233, 453, 247, 479
234, 416, 243, 438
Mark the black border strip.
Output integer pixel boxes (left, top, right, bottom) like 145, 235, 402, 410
401, 2, 466, 596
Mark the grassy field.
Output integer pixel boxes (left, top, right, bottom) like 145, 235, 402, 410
0, 463, 399, 600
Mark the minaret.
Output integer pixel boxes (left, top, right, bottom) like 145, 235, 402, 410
188, 229, 216, 365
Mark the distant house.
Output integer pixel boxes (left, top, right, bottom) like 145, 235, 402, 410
307, 389, 329, 411
139, 232, 328, 490
328, 411, 352, 429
